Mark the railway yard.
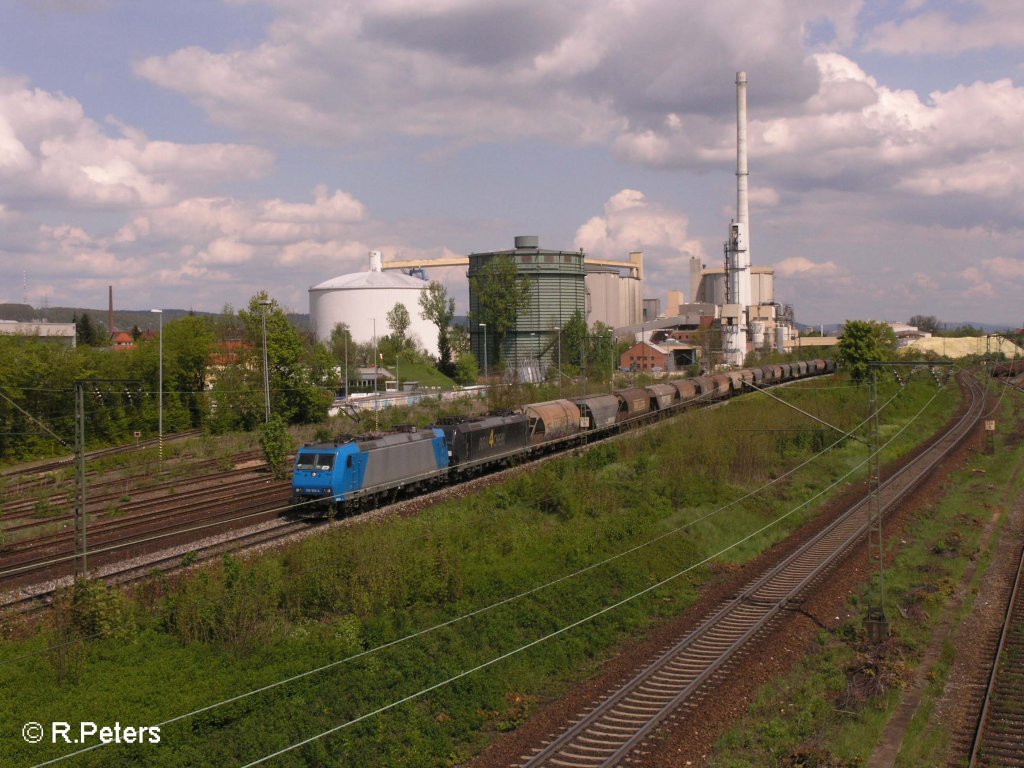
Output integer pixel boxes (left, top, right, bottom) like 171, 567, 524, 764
2, 368, 1023, 767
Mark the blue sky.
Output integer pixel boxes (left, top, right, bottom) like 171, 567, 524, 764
2, 0, 1023, 327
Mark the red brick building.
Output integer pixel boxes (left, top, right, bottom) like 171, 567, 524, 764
620, 340, 697, 372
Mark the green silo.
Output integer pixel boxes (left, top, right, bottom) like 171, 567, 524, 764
468, 235, 586, 372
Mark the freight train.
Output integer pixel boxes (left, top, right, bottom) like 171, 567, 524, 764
291, 359, 835, 515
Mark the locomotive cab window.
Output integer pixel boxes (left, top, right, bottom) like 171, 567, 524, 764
296, 453, 317, 470
316, 454, 335, 471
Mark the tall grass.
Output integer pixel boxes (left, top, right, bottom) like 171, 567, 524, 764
0, 375, 957, 767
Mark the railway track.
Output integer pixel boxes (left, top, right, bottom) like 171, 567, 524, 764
3, 514, 314, 617
0, 449, 265, 527
2, 367, 833, 618
0, 482, 292, 591
967, 534, 1024, 767
0, 429, 202, 480
520, 372, 985, 768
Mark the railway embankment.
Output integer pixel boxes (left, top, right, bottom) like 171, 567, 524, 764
0, 374, 960, 767
655, 376, 1024, 767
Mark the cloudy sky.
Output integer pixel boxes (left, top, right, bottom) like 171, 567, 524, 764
1, 0, 1023, 327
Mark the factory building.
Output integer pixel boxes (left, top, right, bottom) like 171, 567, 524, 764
0, 320, 76, 347
692, 264, 775, 308
309, 251, 437, 356
585, 267, 642, 329
468, 236, 586, 369
619, 339, 697, 372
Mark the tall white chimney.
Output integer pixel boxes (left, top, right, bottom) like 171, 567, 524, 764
723, 71, 752, 366
736, 72, 750, 267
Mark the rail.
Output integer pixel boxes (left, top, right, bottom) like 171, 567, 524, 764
521, 372, 984, 768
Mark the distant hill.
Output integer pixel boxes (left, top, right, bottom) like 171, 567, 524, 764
797, 320, 1019, 336
0, 304, 310, 334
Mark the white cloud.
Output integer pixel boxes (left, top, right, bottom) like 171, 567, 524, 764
982, 256, 1024, 280
575, 189, 705, 261
618, 51, 1024, 226
866, 0, 1024, 54
0, 76, 273, 211
960, 266, 997, 298
574, 189, 706, 297
774, 256, 845, 278
135, 1, 857, 147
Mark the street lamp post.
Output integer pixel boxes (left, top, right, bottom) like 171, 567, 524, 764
150, 309, 163, 462
580, 332, 586, 398
555, 326, 561, 393
608, 333, 614, 385
479, 322, 488, 380
259, 299, 272, 422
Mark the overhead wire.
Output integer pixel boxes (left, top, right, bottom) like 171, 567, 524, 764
236, 380, 949, 768
7, 387, 894, 670
0, 388, 69, 447
23, 379, 909, 767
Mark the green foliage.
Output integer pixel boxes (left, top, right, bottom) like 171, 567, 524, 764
213, 293, 333, 428
419, 281, 457, 376
837, 320, 898, 381
47, 580, 134, 683
908, 314, 940, 335
75, 312, 107, 347
0, 375, 961, 767
258, 414, 293, 480
163, 314, 216, 428
454, 351, 480, 385
386, 302, 412, 349
936, 323, 985, 337
470, 254, 532, 364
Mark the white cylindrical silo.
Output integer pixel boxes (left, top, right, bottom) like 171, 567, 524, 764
775, 325, 788, 352
751, 322, 765, 347
309, 251, 437, 356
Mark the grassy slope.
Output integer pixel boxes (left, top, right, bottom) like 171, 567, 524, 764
0, 376, 957, 767
710, 380, 1023, 767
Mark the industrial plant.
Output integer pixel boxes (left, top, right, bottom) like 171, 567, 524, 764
304, 71, 800, 374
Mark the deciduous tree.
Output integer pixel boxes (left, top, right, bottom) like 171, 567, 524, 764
838, 320, 898, 381
386, 303, 411, 349
469, 254, 531, 365
418, 281, 456, 376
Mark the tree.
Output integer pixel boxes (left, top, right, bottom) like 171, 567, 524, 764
75, 313, 104, 347
386, 303, 411, 349
939, 323, 984, 337
908, 314, 940, 335
164, 315, 216, 428
453, 351, 479, 385
237, 293, 332, 425
587, 322, 617, 382
258, 414, 293, 481
469, 254, 531, 365
449, 324, 470, 358
419, 281, 456, 376
837, 320, 898, 381
330, 323, 354, 394
561, 310, 588, 375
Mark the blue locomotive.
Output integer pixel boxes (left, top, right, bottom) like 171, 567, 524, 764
291, 426, 448, 514
291, 358, 835, 516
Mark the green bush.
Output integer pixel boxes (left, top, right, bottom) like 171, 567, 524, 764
258, 414, 293, 480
